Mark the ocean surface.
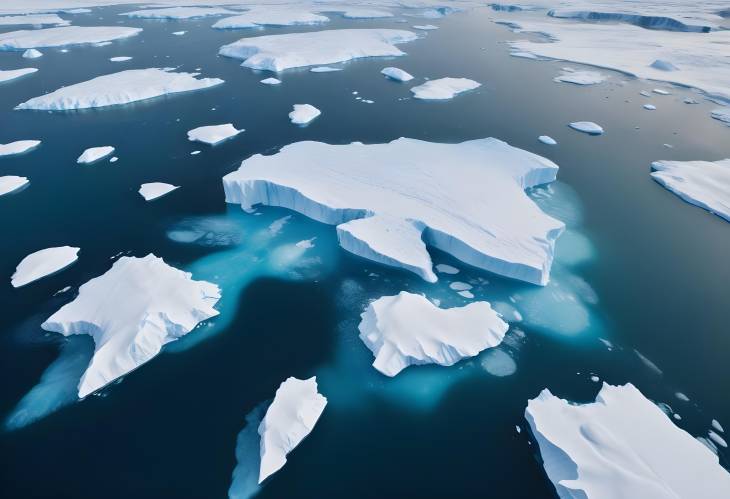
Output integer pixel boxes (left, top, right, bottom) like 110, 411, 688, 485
1, 6, 729, 498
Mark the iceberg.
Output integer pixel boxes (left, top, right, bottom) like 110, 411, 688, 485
16, 68, 224, 110
222, 137, 564, 285
260, 77, 281, 85
212, 8, 329, 29
77, 146, 114, 164
711, 108, 730, 126
381, 66, 414, 82
139, 182, 179, 201
526, 383, 730, 499
41, 254, 221, 398
0, 67, 37, 82
218, 29, 417, 72
539, 135, 557, 145
288, 104, 320, 125
644, 104, 657, 110
22, 48, 42, 58
0, 139, 40, 155
0, 175, 29, 196
0, 26, 141, 50
569, 121, 604, 135
554, 69, 607, 85
109, 56, 131, 62
435, 263, 459, 274
121, 7, 235, 19
358, 291, 508, 376
258, 377, 327, 484
412, 24, 439, 30
0, 14, 68, 26
11, 246, 79, 288
650, 159, 730, 222
187, 124, 242, 145
410, 77, 480, 99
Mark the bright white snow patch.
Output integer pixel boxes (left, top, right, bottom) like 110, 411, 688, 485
109, 56, 131, 62
644, 104, 657, 110
0, 176, 29, 196
41, 254, 220, 398
0, 67, 37, 82
651, 159, 730, 222
172, 31, 186, 36
0, 26, 141, 50
212, 8, 328, 29
11, 246, 79, 288
289, 104, 320, 125
412, 24, 439, 30
554, 69, 607, 85
22, 48, 42, 58
358, 291, 508, 376
187, 124, 242, 145
0, 140, 40, 156
569, 121, 604, 135
410, 77, 480, 100
526, 383, 730, 499
309, 66, 342, 73
0, 14, 68, 27
77, 146, 114, 164
139, 182, 179, 201
222, 137, 563, 285
539, 135, 557, 145
16, 68, 224, 110
258, 376, 327, 484
260, 77, 281, 85
219, 29, 417, 72
381, 67, 413, 82
121, 7, 235, 19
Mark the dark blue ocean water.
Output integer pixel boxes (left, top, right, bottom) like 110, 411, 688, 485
1, 6, 729, 498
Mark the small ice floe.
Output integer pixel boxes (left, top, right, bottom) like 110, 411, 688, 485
358, 291, 508, 376
77, 146, 114, 164
187, 124, 242, 145
640, 90, 651, 97
260, 77, 281, 85
410, 77, 480, 100
0, 140, 41, 156
381, 67, 413, 82
258, 377, 327, 483
172, 31, 186, 36
590, 375, 600, 382
139, 182, 179, 201
526, 383, 730, 498
644, 104, 657, 110
711, 108, 730, 126
0, 176, 29, 196
190, 151, 200, 155
553, 69, 607, 85
568, 121, 604, 135
653, 88, 671, 95
675, 392, 690, 402
11, 246, 80, 288
412, 25, 439, 30
121, 7, 235, 19
458, 290, 474, 299
435, 263, 459, 275
712, 419, 725, 433
449, 281, 472, 292
109, 157, 118, 163
0, 68, 37, 83
109, 56, 132, 62
538, 135, 557, 145
0, 26, 142, 50
289, 104, 320, 125
309, 66, 342, 73
709, 431, 728, 449
22, 48, 42, 59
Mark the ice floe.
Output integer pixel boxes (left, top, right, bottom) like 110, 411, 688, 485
187, 124, 242, 145
435, 263, 459, 274
309, 66, 342, 73
381, 66, 414, 82
16, 68, 224, 110
0, 175, 29, 196
22, 48, 42, 58
212, 8, 328, 29
547, 6, 715, 33
0, 139, 40, 155
222, 137, 563, 285
0, 14, 68, 26
0, 67, 37, 82
0, 26, 141, 50
219, 28, 417, 72
11, 246, 79, 288
526, 383, 730, 499
258, 377, 327, 484
554, 68, 607, 85
139, 182, 179, 201
538, 135, 557, 145
77, 146, 114, 164
288, 104, 320, 125
569, 121, 604, 135
260, 77, 281, 85
651, 159, 730, 222
644, 104, 657, 110
121, 7, 235, 19
110, 56, 131, 62
358, 291, 508, 376
41, 254, 220, 398
410, 77, 480, 99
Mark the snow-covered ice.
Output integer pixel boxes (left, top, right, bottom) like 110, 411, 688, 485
16, 68, 223, 110
412, 24, 439, 30
22, 48, 42, 58
258, 377, 327, 484
554, 69, 607, 85
139, 182, 179, 201
110, 56, 131, 62
212, 8, 328, 29
358, 291, 508, 376
260, 77, 281, 85
0, 139, 40, 156
0, 26, 141, 50
41, 254, 220, 398
410, 77, 480, 100
223, 137, 563, 285
644, 104, 657, 110
288, 104, 320, 125
539, 135, 557, 145
0, 176, 29, 196
381, 67, 413, 82
0, 14, 68, 26
0, 67, 37, 82
77, 146, 114, 164
11, 246, 79, 288
569, 121, 604, 135
187, 124, 242, 145
219, 29, 417, 72
651, 159, 730, 222
526, 383, 730, 499
121, 7, 235, 19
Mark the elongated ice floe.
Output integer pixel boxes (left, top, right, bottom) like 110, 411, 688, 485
258, 377, 327, 484
218, 29, 417, 72
358, 291, 508, 376
651, 159, 730, 222
16, 68, 224, 110
77, 146, 114, 164
410, 77, 480, 99
0, 175, 29, 196
41, 254, 221, 398
526, 383, 730, 499
110, 56, 131, 62
187, 124, 242, 145
539, 135, 557, 145
289, 104, 320, 125
0, 67, 37, 82
0, 139, 40, 155
212, 8, 328, 29
0, 14, 69, 26
260, 77, 280, 85
554, 68, 607, 85
139, 182, 179, 201
121, 7, 235, 19
0, 26, 142, 50
381, 66, 413, 82
569, 121, 604, 135
336, 8, 393, 19
223, 137, 564, 285
11, 246, 79, 288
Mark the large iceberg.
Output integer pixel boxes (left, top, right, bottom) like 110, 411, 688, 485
526, 383, 730, 498
187, 124, 242, 145
358, 291, 508, 376
212, 8, 329, 29
0, 139, 40, 155
16, 68, 223, 110
11, 246, 79, 288
0, 175, 29, 196
0, 68, 37, 82
121, 7, 236, 19
218, 29, 417, 72
651, 159, 730, 222
0, 26, 142, 50
41, 254, 221, 398
258, 377, 327, 484
410, 77, 481, 99
223, 137, 564, 285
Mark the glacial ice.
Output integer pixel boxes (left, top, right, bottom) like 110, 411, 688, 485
554, 68, 607, 85
11, 246, 79, 288
381, 66, 414, 82
0, 67, 37, 82
16, 68, 224, 110
258, 377, 327, 484
41, 254, 221, 398
410, 77, 480, 99
121, 7, 235, 19
288, 104, 320, 125
435, 263, 459, 275
0, 175, 29, 196
0, 139, 40, 155
22, 48, 42, 58
77, 146, 114, 164
539, 135, 557, 145
358, 291, 508, 376
212, 8, 329, 29
187, 124, 242, 145
569, 121, 604, 135
0, 26, 142, 50
260, 77, 281, 85
651, 159, 730, 222
139, 182, 179, 201
526, 383, 730, 499
218, 29, 418, 72
548, 8, 713, 33
222, 137, 564, 285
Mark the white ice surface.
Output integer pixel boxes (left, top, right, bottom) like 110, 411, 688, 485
288, 104, 320, 125
569, 121, 604, 135
11, 246, 79, 288
554, 68, 607, 85
187, 124, 242, 145
110, 56, 131, 62
77, 146, 114, 164
0, 26, 141, 50
381, 66, 413, 82
260, 77, 281, 85
0, 67, 37, 82
539, 135, 557, 145
139, 182, 179, 201
121, 7, 235, 19
0, 14, 68, 26
0, 139, 40, 155
213, 8, 328, 29
0, 175, 29, 196
22, 48, 42, 58
410, 77, 480, 99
